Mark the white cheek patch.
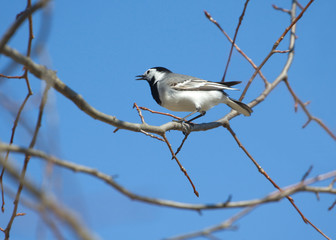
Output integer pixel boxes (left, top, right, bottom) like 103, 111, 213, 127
153, 72, 166, 84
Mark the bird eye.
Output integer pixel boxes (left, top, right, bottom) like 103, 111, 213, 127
146, 70, 150, 74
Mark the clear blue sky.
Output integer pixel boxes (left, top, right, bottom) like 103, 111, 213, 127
1, 1, 335, 240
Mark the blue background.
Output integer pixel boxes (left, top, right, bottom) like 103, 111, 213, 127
1, 1, 335, 239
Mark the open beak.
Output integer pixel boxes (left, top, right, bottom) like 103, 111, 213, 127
136, 75, 145, 80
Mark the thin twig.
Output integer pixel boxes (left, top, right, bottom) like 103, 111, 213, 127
139, 106, 182, 121
4, 84, 50, 239
22, 0, 35, 95
133, 103, 166, 141
328, 177, 336, 189
239, 0, 315, 101
167, 206, 255, 240
296, 1, 305, 10
222, 0, 250, 82
328, 199, 336, 211
174, 133, 190, 157
140, 130, 165, 142
224, 123, 330, 240
301, 165, 313, 182
204, 10, 269, 86
133, 102, 145, 124
272, 4, 291, 14
284, 78, 336, 140
162, 134, 199, 197
0, 74, 24, 79
224, 123, 296, 195
0, 93, 30, 212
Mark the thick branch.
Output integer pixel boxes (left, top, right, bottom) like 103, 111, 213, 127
1, 45, 223, 134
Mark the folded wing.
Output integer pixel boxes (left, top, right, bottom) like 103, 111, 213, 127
171, 79, 241, 91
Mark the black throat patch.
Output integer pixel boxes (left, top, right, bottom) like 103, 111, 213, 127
148, 81, 161, 105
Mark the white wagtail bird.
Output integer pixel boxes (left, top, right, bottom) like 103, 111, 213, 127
136, 67, 252, 122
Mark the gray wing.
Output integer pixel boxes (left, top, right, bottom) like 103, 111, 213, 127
168, 73, 241, 91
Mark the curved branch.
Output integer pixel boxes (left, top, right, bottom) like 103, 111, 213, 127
1, 143, 335, 211
1, 45, 224, 134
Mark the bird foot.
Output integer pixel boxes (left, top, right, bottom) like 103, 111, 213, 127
183, 122, 194, 135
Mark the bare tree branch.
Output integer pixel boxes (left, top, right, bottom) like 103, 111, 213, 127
167, 170, 336, 240
0, 0, 46, 213
3, 186, 65, 240
3, 84, 50, 239
239, 0, 315, 101
0, 156, 97, 240
1, 143, 335, 211
0, 0, 334, 239
1, 44, 224, 134
167, 207, 255, 240
0, 0, 48, 53
284, 78, 336, 140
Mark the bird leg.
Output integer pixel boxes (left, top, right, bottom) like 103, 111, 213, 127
174, 108, 206, 123
178, 110, 198, 122
186, 111, 206, 123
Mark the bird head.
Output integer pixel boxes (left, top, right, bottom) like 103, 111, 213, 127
136, 67, 172, 84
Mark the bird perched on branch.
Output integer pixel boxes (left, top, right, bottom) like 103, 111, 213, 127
136, 67, 252, 122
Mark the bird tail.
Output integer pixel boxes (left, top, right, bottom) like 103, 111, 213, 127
226, 98, 253, 116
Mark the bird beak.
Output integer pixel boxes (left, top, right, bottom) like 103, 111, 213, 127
136, 75, 145, 80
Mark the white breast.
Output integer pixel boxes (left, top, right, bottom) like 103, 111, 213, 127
158, 82, 226, 112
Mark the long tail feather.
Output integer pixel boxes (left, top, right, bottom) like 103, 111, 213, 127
226, 98, 253, 116
221, 81, 241, 87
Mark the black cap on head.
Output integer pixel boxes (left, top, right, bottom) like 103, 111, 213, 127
151, 67, 172, 73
